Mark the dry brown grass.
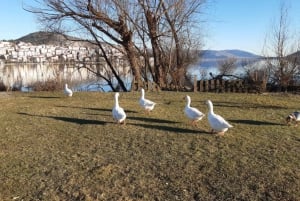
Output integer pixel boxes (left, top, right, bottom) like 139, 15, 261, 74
0, 91, 299, 200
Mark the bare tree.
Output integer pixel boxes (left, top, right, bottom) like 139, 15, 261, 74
161, 0, 205, 89
199, 68, 208, 80
218, 57, 237, 75
26, 0, 206, 91
241, 59, 269, 92
209, 57, 238, 80
135, 0, 205, 90
262, 1, 300, 92
26, 0, 143, 91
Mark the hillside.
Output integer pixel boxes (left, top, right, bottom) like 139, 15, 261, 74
14, 31, 263, 55
200, 49, 261, 59
288, 50, 300, 58
15, 31, 94, 47
12, 32, 264, 68
198, 49, 263, 68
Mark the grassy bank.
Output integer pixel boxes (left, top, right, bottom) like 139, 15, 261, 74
0, 91, 299, 200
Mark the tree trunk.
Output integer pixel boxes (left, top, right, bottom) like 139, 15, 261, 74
123, 40, 142, 91
144, 9, 166, 89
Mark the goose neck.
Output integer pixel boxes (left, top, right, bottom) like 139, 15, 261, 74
141, 89, 145, 99
186, 96, 191, 107
208, 102, 214, 114
114, 94, 119, 107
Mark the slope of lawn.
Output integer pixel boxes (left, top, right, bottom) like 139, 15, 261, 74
0, 91, 299, 201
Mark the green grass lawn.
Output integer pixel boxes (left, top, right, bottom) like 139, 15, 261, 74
0, 91, 299, 201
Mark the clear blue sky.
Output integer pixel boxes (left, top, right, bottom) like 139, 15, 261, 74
0, 0, 40, 40
205, 0, 300, 54
0, 0, 299, 54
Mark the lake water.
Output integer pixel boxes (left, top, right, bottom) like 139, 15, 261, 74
187, 65, 246, 80
0, 62, 132, 92
0, 61, 256, 92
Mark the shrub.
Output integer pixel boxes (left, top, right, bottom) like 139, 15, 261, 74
0, 81, 7, 91
31, 80, 62, 91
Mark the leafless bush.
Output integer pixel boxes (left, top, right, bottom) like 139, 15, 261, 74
0, 81, 7, 91
31, 80, 62, 91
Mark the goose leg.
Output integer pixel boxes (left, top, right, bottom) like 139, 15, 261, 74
192, 120, 198, 127
217, 131, 225, 136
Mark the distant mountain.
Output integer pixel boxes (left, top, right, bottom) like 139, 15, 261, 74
287, 50, 300, 58
198, 49, 263, 68
13, 32, 264, 68
14, 31, 93, 47
200, 49, 261, 59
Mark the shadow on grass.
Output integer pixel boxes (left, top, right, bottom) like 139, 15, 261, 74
55, 105, 138, 113
18, 112, 212, 134
212, 101, 286, 110
127, 116, 179, 124
47, 116, 106, 125
229, 119, 285, 126
28, 96, 62, 99
130, 123, 211, 135
18, 112, 106, 125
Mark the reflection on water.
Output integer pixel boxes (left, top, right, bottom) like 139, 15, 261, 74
187, 66, 246, 80
1, 63, 90, 88
0, 62, 250, 92
0, 62, 131, 92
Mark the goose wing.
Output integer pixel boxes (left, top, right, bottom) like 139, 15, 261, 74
140, 98, 156, 109
112, 107, 126, 122
64, 88, 73, 96
294, 112, 300, 120
208, 113, 232, 130
185, 106, 205, 120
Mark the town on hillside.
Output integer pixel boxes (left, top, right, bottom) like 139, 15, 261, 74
0, 39, 132, 91
0, 40, 124, 64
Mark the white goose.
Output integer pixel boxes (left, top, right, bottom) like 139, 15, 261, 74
184, 95, 205, 127
64, 84, 73, 97
112, 92, 126, 124
139, 88, 156, 113
206, 100, 233, 135
286, 111, 300, 127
